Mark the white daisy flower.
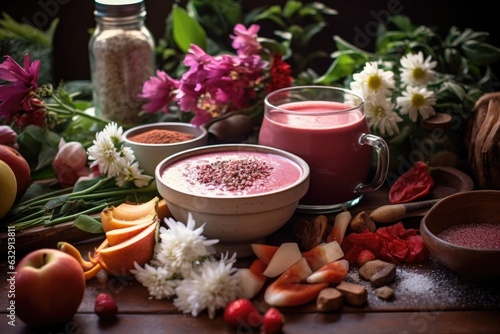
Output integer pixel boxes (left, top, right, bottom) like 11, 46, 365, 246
87, 130, 124, 177
173, 252, 238, 319
102, 122, 125, 145
399, 51, 437, 86
131, 262, 181, 300
155, 213, 219, 277
364, 93, 403, 136
396, 85, 437, 122
115, 161, 153, 187
351, 61, 395, 97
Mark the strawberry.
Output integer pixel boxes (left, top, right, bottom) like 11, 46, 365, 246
94, 293, 118, 320
223, 298, 262, 329
262, 307, 285, 333
357, 249, 376, 266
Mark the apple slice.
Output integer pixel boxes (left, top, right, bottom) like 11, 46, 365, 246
263, 242, 302, 278
237, 259, 267, 299
264, 257, 328, 307
302, 241, 344, 272
306, 259, 349, 284
251, 243, 279, 265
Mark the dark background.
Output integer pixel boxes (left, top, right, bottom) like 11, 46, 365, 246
1, 0, 498, 82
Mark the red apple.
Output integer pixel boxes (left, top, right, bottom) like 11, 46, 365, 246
0, 144, 31, 200
14, 248, 86, 328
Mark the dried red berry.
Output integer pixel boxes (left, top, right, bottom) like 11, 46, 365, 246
94, 293, 118, 320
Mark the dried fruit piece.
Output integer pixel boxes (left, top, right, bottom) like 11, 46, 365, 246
316, 288, 343, 312
262, 307, 285, 333
294, 215, 327, 251
336, 281, 367, 306
350, 211, 376, 233
356, 249, 376, 267
389, 161, 434, 204
223, 298, 262, 329
94, 293, 118, 320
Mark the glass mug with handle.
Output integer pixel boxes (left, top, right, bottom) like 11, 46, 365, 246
258, 85, 389, 213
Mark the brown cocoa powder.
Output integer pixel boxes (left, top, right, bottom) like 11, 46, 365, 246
128, 129, 195, 144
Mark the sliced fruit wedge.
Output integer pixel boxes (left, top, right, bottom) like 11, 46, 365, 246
251, 243, 279, 265
264, 257, 328, 307
237, 259, 267, 299
302, 241, 344, 272
306, 259, 349, 284
105, 220, 156, 246
263, 242, 302, 278
95, 222, 158, 276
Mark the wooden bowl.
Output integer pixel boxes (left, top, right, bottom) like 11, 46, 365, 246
420, 190, 500, 283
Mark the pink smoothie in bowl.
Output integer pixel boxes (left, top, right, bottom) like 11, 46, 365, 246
160, 150, 304, 197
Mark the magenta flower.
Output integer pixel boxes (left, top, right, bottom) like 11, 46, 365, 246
0, 54, 40, 122
231, 24, 262, 57
138, 70, 180, 113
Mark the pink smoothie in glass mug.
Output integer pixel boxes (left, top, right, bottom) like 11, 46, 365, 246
258, 86, 389, 213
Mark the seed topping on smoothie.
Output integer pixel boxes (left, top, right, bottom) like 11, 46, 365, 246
196, 158, 272, 191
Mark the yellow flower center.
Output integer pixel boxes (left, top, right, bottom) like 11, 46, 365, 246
412, 67, 426, 81
367, 75, 382, 91
411, 93, 426, 108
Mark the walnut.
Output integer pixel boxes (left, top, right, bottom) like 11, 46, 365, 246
294, 215, 327, 251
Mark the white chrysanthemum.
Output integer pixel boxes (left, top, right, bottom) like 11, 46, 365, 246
399, 51, 437, 86
396, 86, 436, 122
102, 122, 125, 145
87, 130, 125, 177
351, 61, 395, 97
115, 161, 153, 187
173, 253, 238, 319
364, 93, 403, 136
131, 262, 181, 300
156, 213, 219, 277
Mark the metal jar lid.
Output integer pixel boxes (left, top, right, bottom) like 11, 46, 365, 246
94, 0, 145, 18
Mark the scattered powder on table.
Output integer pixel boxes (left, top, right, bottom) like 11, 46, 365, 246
436, 222, 500, 249
346, 262, 500, 309
128, 129, 195, 144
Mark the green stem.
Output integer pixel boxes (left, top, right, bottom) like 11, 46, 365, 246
43, 199, 124, 227
46, 92, 109, 125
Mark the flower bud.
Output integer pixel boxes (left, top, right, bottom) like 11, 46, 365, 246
0, 125, 18, 148
52, 140, 90, 187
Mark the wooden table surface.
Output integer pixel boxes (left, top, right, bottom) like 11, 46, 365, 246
1, 182, 500, 333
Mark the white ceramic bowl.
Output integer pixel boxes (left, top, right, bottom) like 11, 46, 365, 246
155, 144, 310, 257
123, 122, 208, 176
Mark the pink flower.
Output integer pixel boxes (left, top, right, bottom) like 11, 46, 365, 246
138, 70, 179, 113
231, 24, 262, 57
0, 54, 40, 122
52, 140, 90, 188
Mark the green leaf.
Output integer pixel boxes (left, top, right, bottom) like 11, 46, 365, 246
172, 5, 207, 52
283, 0, 302, 18
461, 40, 500, 66
73, 215, 104, 234
314, 51, 367, 85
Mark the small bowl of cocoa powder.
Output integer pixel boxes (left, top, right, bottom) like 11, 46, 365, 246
123, 122, 208, 175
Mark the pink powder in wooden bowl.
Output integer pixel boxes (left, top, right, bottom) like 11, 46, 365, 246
436, 223, 500, 249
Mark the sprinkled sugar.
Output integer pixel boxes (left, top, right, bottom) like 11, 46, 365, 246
346, 261, 500, 310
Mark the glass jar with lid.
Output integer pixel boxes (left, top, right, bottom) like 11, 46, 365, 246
89, 0, 155, 125
410, 112, 462, 167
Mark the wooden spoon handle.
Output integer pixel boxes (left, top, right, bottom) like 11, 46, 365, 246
369, 199, 440, 224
